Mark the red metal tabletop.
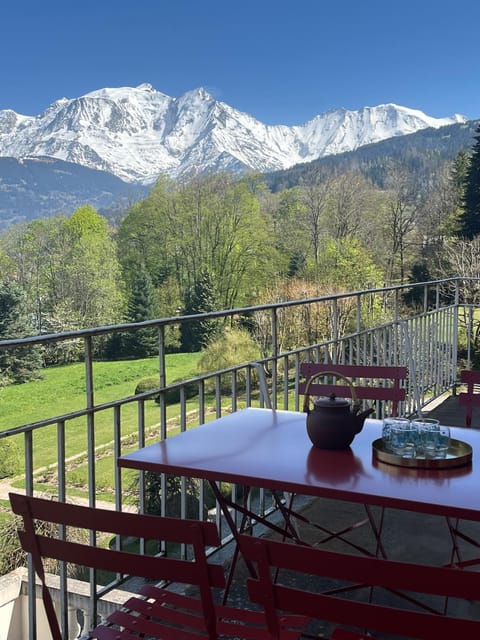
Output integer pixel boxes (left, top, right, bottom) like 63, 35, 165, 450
118, 407, 480, 521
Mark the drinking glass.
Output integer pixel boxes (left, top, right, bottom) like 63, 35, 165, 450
411, 418, 440, 457
390, 422, 417, 458
382, 417, 410, 450
435, 426, 451, 458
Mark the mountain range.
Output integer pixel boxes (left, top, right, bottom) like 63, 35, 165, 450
0, 83, 473, 228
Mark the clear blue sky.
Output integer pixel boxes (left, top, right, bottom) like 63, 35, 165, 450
2, 0, 480, 125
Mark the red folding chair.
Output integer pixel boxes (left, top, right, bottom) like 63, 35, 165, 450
10, 492, 305, 640
239, 533, 480, 640
459, 369, 480, 427
298, 362, 408, 419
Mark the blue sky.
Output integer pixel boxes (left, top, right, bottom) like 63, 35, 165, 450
2, 0, 480, 125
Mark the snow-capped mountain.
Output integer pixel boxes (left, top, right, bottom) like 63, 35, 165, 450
0, 84, 467, 185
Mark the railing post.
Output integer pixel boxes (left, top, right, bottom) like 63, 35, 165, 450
57, 420, 69, 638
332, 298, 338, 362
453, 281, 460, 388
158, 325, 167, 440
25, 430, 37, 640
271, 308, 278, 409
83, 335, 97, 630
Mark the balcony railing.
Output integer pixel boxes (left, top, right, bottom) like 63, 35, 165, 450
0, 277, 477, 639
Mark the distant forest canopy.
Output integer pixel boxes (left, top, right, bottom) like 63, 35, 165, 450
2, 121, 480, 379
264, 119, 480, 192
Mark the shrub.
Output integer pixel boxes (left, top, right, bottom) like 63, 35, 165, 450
134, 377, 198, 404
134, 377, 160, 397
163, 379, 199, 405
0, 440, 20, 478
0, 506, 89, 576
197, 328, 261, 393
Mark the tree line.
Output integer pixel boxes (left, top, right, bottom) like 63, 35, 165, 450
2, 124, 480, 385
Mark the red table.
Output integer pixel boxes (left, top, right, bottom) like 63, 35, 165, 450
118, 407, 480, 522
119, 407, 480, 604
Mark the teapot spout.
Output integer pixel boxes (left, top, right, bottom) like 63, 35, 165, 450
354, 407, 375, 433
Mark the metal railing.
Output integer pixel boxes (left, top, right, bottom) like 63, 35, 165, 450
0, 277, 477, 638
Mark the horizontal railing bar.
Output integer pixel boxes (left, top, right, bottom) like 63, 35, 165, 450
0, 278, 469, 350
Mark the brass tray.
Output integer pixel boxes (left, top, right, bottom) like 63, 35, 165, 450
372, 437, 472, 469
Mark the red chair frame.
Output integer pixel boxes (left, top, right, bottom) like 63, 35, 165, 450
299, 362, 408, 418
9, 492, 295, 640
459, 369, 480, 427
239, 533, 480, 639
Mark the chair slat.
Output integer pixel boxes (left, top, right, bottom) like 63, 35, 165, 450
240, 534, 480, 640
10, 492, 294, 640
299, 362, 408, 417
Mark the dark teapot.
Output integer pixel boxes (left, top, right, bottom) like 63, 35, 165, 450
303, 371, 374, 449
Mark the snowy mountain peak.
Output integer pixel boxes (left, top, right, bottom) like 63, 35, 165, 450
0, 85, 468, 184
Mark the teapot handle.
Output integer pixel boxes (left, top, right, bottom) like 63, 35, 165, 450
302, 370, 360, 414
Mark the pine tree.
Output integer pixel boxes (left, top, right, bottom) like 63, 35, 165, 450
459, 125, 480, 239
180, 270, 220, 352
0, 280, 43, 385
121, 266, 158, 358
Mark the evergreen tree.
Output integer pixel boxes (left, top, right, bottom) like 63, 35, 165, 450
459, 125, 480, 239
451, 149, 470, 194
121, 265, 158, 358
402, 263, 437, 308
0, 280, 43, 385
180, 270, 220, 352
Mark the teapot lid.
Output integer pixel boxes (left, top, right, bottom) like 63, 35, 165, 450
313, 392, 351, 409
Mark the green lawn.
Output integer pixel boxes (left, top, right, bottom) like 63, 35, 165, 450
1, 353, 202, 428
1, 353, 202, 481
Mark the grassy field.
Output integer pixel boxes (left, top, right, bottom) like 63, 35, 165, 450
1, 353, 202, 428
1, 353, 203, 496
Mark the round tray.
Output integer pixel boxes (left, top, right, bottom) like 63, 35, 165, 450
372, 437, 473, 469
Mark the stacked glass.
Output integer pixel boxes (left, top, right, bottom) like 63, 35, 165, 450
382, 416, 450, 459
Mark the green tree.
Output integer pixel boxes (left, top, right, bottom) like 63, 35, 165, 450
116, 176, 176, 289
180, 270, 220, 352
0, 280, 43, 385
268, 187, 307, 277
0, 209, 126, 353
58, 206, 126, 329
121, 264, 158, 358
382, 165, 422, 283
402, 263, 437, 309
298, 179, 331, 277
315, 237, 382, 292
459, 126, 480, 239
118, 174, 279, 312
168, 173, 278, 308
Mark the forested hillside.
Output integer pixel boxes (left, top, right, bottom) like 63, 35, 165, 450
2, 124, 480, 385
265, 119, 480, 191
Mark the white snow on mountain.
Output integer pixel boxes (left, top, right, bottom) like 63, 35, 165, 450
0, 83, 467, 184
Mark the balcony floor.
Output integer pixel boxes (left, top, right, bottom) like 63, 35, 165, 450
425, 389, 479, 428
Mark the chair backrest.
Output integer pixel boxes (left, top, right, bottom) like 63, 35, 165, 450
238, 534, 480, 640
9, 492, 225, 640
459, 369, 480, 427
299, 363, 408, 418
